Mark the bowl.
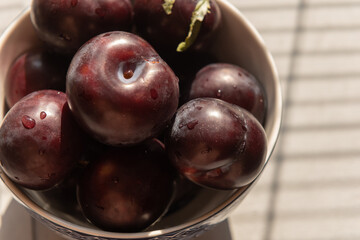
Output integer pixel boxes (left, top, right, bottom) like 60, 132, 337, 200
0, 1, 282, 239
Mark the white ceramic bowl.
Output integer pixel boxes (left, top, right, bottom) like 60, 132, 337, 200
0, 1, 282, 239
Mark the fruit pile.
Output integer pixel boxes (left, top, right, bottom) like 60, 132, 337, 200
0, 0, 267, 233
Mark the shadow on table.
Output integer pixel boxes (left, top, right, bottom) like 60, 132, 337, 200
0, 199, 233, 240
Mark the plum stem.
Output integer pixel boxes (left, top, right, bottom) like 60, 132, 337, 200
162, 0, 176, 14
177, 0, 211, 52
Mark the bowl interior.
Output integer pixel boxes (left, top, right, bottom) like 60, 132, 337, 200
0, 0, 281, 238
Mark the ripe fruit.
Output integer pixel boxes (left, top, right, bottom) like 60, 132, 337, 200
4, 48, 69, 108
133, 0, 221, 51
189, 63, 267, 124
77, 139, 175, 232
0, 90, 85, 190
30, 0, 133, 53
66, 31, 179, 146
166, 98, 267, 190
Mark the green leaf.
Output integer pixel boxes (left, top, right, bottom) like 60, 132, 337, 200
177, 0, 211, 52
162, 0, 176, 15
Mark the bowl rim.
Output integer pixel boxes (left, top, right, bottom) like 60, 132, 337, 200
0, 0, 283, 238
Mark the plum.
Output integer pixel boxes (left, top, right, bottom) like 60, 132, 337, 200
30, 0, 133, 53
189, 63, 267, 124
77, 139, 175, 232
66, 31, 179, 146
166, 98, 267, 190
0, 90, 85, 190
4, 48, 69, 108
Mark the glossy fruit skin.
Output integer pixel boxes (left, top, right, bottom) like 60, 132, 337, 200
133, 0, 221, 51
66, 31, 179, 146
4, 48, 69, 108
189, 63, 267, 124
30, 0, 133, 54
0, 90, 85, 190
166, 98, 267, 190
77, 139, 175, 232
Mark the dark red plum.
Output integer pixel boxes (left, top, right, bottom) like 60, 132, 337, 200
0, 90, 85, 190
166, 98, 267, 190
133, 0, 221, 51
77, 139, 175, 232
66, 31, 179, 146
189, 63, 267, 124
30, 0, 133, 53
5, 48, 69, 108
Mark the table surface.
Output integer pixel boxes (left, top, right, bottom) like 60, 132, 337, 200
1, 0, 360, 239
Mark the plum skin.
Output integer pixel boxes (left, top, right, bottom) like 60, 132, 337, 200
166, 98, 267, 190
77, 139, 175, 232
4, 48, 69, 108
189, 63, 267, 124
30, 0, 133, 53
133, 0, 221, 51
0, 90, 85, 190
66, 31, 179, 146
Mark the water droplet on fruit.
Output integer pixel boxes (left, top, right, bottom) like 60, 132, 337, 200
118, 61, 145, 84
22, 115, 36, 129
123, 69, 134, 79
95, 8, 106, 18
71, 0, 78, 7
216, 89, 222, 98
186, 120, 198, 130
150, 89, 158, 100
40, 111, 47, 119
239, 141, 246, 153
